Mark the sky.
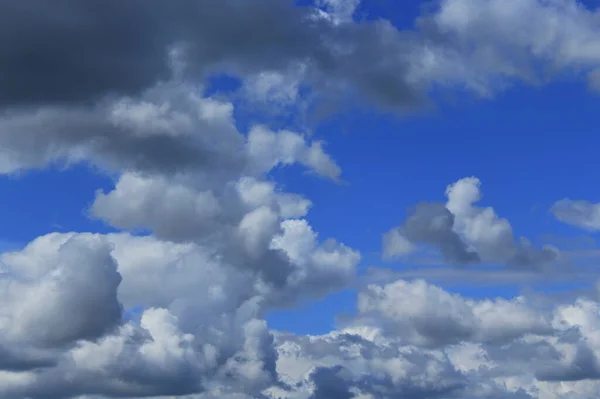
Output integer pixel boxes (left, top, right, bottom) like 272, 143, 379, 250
3, 0, 600, 398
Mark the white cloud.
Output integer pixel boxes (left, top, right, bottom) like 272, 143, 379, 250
269, 278, 600, 399
551, 199, 600, 231
352, 279, 553, 347
0, 235, 122, 347
412, 0, 600, 96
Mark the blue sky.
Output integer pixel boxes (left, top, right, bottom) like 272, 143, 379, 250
4, 1, 600, 398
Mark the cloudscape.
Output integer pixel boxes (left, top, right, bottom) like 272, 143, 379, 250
1, 1, 600, 398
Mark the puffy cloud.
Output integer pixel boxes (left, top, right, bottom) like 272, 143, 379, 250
0, 233, 285, 397
385, 202, 480, 264
0, 78, 341, 179
0, 217, 359, 396
268, 279, 600, 399
0, 81, 245, 175
383, 177, 558, 269
351, 279, 553, 347
551, 199, 600, 231
0, 235, 122, 348
2, 229, 600, 398
0, 86, 357, 395
413, 0, 600, 96
246, 126, 341, 181
272, 332, 468, 399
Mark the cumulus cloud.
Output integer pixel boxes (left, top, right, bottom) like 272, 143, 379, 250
352, 279, 553, 347
383, 177, 558, 269
0, 235, 122, 348
268, 279, 600, 399
0, 75, 358, 396
0, 229, 357, 398
412, 0, 600, 97
551, 199, 600, 231
0, 235, 598, 398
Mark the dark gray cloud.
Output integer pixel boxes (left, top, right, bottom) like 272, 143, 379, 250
309, 366, 354, 399
0, 0, 420, 112
402, 202, 480, 265
536, 343, 600, 382
0, 0, 178, 107
4, 0, 600, 114
0, 346, 56, 372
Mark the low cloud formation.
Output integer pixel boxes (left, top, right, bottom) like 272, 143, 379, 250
383, 177, 558, 269
0, 229, 358, 398
269, 279, 600, 399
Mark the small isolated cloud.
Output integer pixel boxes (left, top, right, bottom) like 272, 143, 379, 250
382, 177, 558, 269
551, 199, 600, 231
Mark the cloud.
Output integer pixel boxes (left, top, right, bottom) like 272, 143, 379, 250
2, 0, 600, 175
0, 88, 358, 395
0, 233, 285, 397
2, 0, 600, 118
0, 235, 122, 348
0, 0, 424, 115
269, 279, 600, 399
551, 199, 600, 231
351, 279, 553, 347
383, 177, 558, 269
385, 202, 480, 264
414, 0, 600, 96
1, 232, 600, 397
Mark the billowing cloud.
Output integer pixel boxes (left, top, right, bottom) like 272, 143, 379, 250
269, 279, 600, 399
383, 177, 558, 269
0, 76, 359, 396
0, 235, 122, 348
0, 228, 357, 398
